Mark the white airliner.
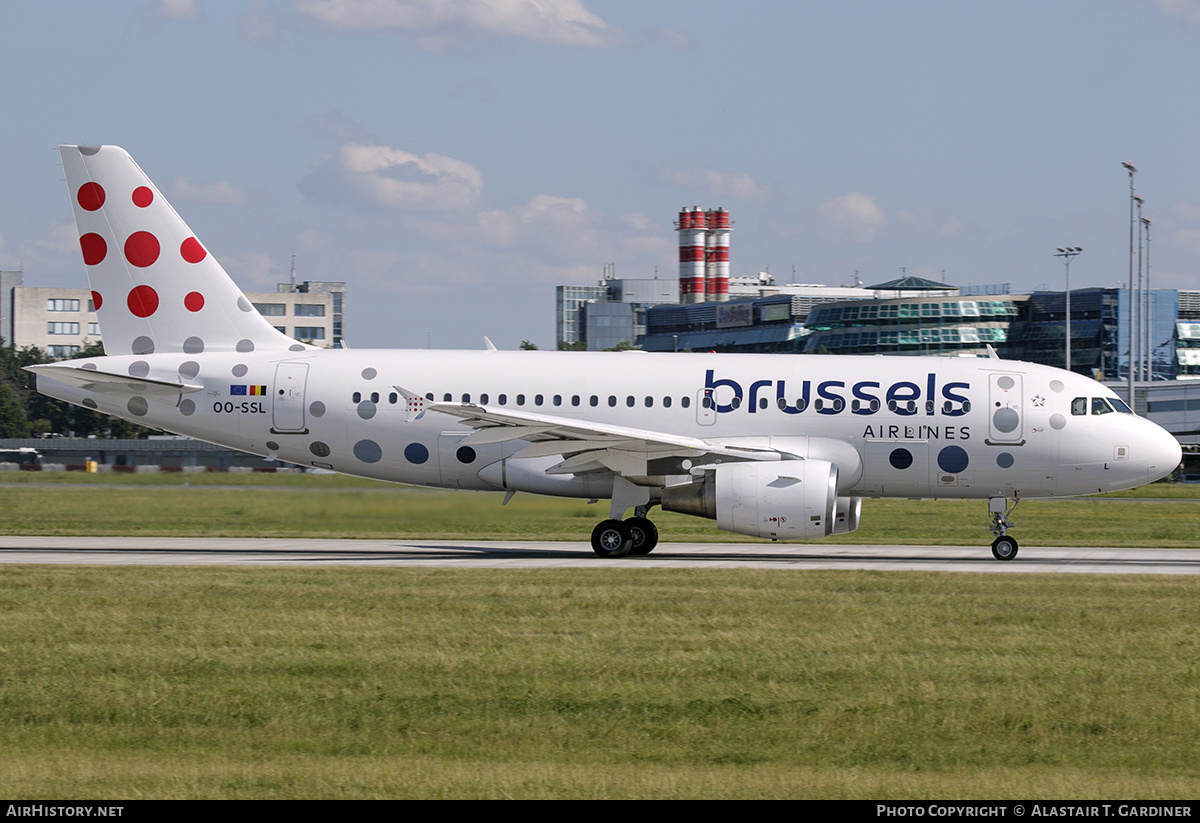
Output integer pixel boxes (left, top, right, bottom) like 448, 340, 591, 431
28, 145, 1182, 561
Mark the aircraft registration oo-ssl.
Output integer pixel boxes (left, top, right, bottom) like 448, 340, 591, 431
28, 146, 1183, 561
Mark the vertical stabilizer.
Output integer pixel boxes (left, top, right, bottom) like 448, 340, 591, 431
58, 145, 304, 356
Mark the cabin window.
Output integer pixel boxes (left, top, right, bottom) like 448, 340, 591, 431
370, 392, 379, 403
461, 393, 471, 403
352, 392, 361, 403
480, 393, 489, 404
572, 395, 581, 407
663, 396, 672, 408
644, 396, 654, 408
535, 394, 544, 406
553, 395, 562, 406
443, 393, 452, 402
681, 396, 691, 409
759, 397, 768, 410
608, 396, 617, 407
498, 394, 507, 405
626, 396, 635, 408
390, 393, 399, 404
590, 396, 598, 407
516, 394, 526, 405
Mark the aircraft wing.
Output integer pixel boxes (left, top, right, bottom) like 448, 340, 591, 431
25, 364, 204, 397
423, 398, 785, 477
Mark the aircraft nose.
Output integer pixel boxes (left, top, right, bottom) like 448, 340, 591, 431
1143, 422, 1182, 483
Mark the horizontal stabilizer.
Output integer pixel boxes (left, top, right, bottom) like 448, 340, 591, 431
25, 364, 203, 396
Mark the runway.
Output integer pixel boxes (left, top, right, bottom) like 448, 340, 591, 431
3, 536, 1200, 574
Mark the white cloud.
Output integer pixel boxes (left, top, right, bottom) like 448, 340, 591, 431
218, 251, 281, 290
1173, 229, 1200, 255
475, 194, 594, 250
896, 206, 967, 238
303, 143, 484, 211
36, 223, 80, 254
659, 166, 768, 202
293, 0, 625, 49
622, 212, 651, 231
1151, 0, 1200, 26
646, 26, 691, 49
169, 177, 246, 205
239, 1, 277, 43
152, 0, 202, 21
818, 192, 887, 242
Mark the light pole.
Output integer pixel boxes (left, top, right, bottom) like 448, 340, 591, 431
1142, 216, 1152, 380
1122, 162, 1136, 398
1054, 247, 1082, 373
1135, 193, 1145, 381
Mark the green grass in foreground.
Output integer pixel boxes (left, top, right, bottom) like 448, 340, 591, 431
2, 566, 1200, 799
1, 472, 1198, 546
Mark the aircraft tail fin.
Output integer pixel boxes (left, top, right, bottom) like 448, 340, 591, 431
58, 145, 306, 356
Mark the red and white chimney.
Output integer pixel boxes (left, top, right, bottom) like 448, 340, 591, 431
677, 206, 731, 304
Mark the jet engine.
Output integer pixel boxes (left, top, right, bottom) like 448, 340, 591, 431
661, 459, 843, 540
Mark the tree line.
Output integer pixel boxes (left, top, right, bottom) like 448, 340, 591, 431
0, 341, 151, 439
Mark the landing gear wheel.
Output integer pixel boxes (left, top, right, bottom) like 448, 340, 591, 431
591, 519, 633, 558
625, 517, 659, 556
991, 535, 1019, 562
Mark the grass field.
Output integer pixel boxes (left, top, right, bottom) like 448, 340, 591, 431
2, 471, 1198, 547
2, 566, 1200, 799
2, 474, 1199, 798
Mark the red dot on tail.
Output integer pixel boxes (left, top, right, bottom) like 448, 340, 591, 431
79, 233, 107, 266
184, 292, 205, 312
180, 237, 207, 263
77, 182, 105, 211
124, 231, 160, 267
91, 291, 103, 311
132, 187, 153, 207
127, 285, 159, 318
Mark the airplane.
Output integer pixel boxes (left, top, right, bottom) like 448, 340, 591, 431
27, 145, 1183, 561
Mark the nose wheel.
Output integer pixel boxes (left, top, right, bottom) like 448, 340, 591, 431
988, 496, 1020, 561
991, 535, 1019, 561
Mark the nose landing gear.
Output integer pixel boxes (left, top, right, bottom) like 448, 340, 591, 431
988, 495, 1020, 561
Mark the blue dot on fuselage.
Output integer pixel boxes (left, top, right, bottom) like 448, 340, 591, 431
937, 445, 969, 474
404, 442, 429, 464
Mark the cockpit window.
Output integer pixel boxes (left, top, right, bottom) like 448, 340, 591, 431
1071, 397, 1088, 416
1091, 397, 1114, 415
1109, 397, 1133, 414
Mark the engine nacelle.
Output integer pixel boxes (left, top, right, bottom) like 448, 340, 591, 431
662, 459, 838, 540
831, 496, 862, 535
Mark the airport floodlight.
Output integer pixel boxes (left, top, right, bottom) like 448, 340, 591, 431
1054, 246, 1083, 374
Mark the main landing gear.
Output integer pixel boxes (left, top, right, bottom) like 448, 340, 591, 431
988, 495, 1020, 561
590, 509, 659, 558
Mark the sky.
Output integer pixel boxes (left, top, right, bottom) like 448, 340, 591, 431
3, 0, 1200, 350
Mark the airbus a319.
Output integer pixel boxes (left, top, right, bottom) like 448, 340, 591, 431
28, 146, 1183, 560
